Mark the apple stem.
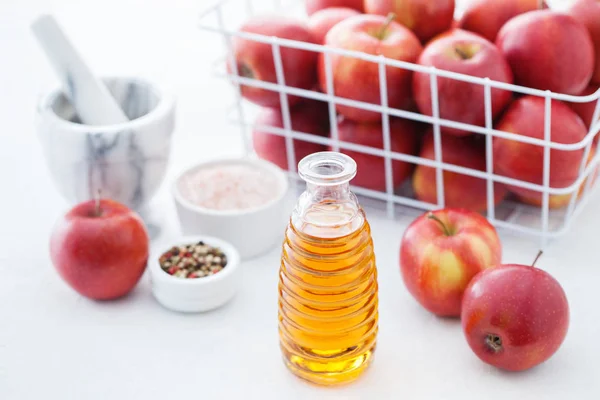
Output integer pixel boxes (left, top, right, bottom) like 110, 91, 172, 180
455, 47, 469, 60
532, 250, 543, 268
95, 189, 101, 217
238, 62, 253, 79
485, 333, 503, 353
376, 13, 396, 40
427, 212, 452, 236
537, 0, 545, 10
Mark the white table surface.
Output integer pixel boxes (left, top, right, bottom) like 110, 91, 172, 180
1, 0, 598, 399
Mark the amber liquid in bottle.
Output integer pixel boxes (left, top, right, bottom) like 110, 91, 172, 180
278, 152, 379, 385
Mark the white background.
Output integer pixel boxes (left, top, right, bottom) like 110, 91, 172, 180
1, 0, 599, 399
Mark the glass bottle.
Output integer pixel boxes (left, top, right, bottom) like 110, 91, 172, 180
278, 151, 379, 385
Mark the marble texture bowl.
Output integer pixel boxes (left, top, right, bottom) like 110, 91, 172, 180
35, 76, 175, 212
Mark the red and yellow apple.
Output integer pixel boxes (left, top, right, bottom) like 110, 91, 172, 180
413, 29, 513, 136
307, 7, 360, 45
496, 10, 594, 95
335, 117, 420, 191
566, 0, 600, 84
318, 14, 422, 122
252, 99, 330, 171
49, 198, 149, 300
493, 96, 587, 203
305, 0, 364, 16
229, 16, 318, 107
413, 131, 508, 212
400, 208, 502, 317
462, 257, 569, 371
458, 0, 546, 42
364, 0, 455, 43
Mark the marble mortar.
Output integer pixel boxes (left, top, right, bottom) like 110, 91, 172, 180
35, 76, 176, 213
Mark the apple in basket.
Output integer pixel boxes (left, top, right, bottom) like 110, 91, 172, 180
318, 13, 422, 122
493, 96, 587, 204
496, 10, 594, 95
307, 7, 361, 45
565, 0, 600, 84
305, 0, 364, 15
462, 253, 569, 371
252, 99, 330, 171
517, 146, 599, 209
50, 198, 149, 300
364, 0, 455, 43
399, 208, 502, 317
229, 16, 318, 108
569, 84, 600, 130
412, 130, 508, 212
458, 0, 547, 42
335, 117, 421, 192
412, 29, 513, 137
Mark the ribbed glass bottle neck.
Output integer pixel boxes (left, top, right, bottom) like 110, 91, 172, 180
292, 152, 365, 238
292, 183, 364, 238
306, 182, 352, 201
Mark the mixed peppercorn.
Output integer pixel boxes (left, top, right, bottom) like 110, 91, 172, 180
159, 241, 227, 279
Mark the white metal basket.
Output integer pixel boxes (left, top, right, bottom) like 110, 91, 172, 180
198, 0, 600, 245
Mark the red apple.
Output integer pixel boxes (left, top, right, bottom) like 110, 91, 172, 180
462, 256, 569, 371
496, 10, 594, 95
318, 14, 422, 122
569, 84, 600, 130
400, 208, 502, 317
252, 99, 330, 171
458, 0, 546, 42
229, 16, 318, 108
49, 198, 149, 300
493, 96, 587, 202
305, 0, 364, 15
364, 0, 455, 43
565, 0, 600, 84
413, 131, 508, 212
307, 7, 361, 45
335, 117, 420, 191
413, 29, 513, 136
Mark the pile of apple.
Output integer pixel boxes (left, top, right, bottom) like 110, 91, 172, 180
400, 208, 569, 372
232, 0, 600, 210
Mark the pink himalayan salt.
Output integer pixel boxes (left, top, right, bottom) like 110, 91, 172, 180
177, 163, 283, 211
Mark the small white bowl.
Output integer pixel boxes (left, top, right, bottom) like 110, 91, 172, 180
172, 157, 290, 259
149, 235, 241, 313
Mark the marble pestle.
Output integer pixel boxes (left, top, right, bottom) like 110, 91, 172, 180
31, 14, 129, 125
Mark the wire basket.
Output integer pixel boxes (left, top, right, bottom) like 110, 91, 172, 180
198, 0, 600, 245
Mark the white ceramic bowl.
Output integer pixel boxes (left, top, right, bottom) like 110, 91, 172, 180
172, 157, 291, 259
149, 235, 241, 313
